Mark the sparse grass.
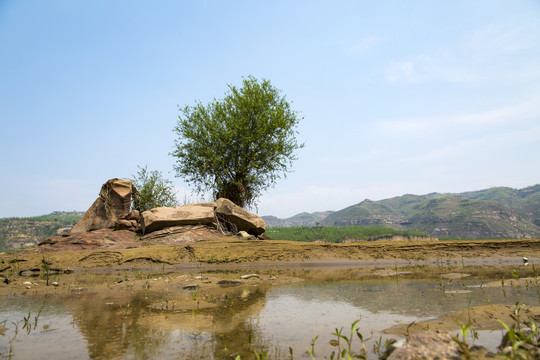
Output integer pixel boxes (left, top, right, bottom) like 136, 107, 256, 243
41, 255, 50, 286
266, 226, 428, 243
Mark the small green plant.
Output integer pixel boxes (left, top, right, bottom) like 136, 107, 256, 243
253, 349, 267, 360
372, 336, 394, 357
467, 294, 473, 323
41, 255, 50, 286
532, 264, 539, 289
438, 276, 446, 295
191, 287, 199, 301
10, 259, 20, 278
452, 321, 473, 359
497, 317, 539, 359
307, 335, 319, 358
328, 319, 368, 359
244, 332, 268, 360
120, 303, 131, 316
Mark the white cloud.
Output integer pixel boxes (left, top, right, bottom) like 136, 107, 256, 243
380, 97, 540, 135
386, 16, 540, 84
466, 20, 540, 53
347, 36, 381, 55
386, 60, 421, 83
389, 117, 540, 169
386, 50, 481, 84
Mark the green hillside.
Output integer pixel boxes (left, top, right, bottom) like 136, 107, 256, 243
266, 226, 428, 243
322, 185, 540, 239
262, 211, 333, 227
0, 211, 83, 251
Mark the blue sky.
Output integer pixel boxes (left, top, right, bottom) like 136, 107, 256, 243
1, 0, 539, 218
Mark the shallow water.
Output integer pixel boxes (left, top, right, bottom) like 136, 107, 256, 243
1, 276, 538, 359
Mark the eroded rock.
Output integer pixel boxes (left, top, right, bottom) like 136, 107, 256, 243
215, 198, 265, 235
141, 205, 216, 234
71, 179, 136, 233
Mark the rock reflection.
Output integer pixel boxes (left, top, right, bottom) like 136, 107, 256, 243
55, 284, 271, 359
2, 266, 537, 359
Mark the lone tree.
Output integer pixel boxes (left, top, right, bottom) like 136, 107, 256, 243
171, 76, 303, 209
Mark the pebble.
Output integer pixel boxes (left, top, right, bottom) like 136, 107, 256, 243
241, 274, 259, 279
51, 282, 59, 287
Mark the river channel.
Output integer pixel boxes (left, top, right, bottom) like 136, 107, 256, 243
1, 267, 538, 359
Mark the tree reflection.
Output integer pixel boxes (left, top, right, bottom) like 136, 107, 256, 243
57, 284, 272, 359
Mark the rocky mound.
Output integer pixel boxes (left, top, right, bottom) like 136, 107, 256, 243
39, 178, 266, 252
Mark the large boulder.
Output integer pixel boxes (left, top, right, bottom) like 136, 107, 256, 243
71, 179, 135, 233
215, 198, 265, 235
140, 204, 216, 234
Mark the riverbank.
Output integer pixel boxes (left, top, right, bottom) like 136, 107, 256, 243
2, 237, 539, 359
1, 237, 539, 290
3, 237, 540, 267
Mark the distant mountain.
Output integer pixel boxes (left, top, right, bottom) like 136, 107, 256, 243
0, 211, 83, 250
262, 211, 334, 227
321, 185, 540, 239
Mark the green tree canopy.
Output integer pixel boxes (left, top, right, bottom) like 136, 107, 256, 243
131, 165, 178, 212
171, 76, 304, 209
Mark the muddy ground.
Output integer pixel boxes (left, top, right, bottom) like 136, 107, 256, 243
1, 236, 540, 293
4, 237, 540, 268
1, 237, 540, 358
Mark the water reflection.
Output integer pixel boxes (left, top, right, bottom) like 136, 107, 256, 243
56, 285, 270, 359
0, 277, 538, 359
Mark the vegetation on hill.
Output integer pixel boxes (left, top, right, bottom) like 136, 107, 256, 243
321, 185, 540, 239
266, 226, 428, 243
0, 211, 83, 250
266, 185, 540, 239
262, 211, 333, 227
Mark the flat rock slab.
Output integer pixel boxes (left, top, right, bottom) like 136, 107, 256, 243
141, 206, 216, 234
39, 229, 141, 251
140, 225, 223, 245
